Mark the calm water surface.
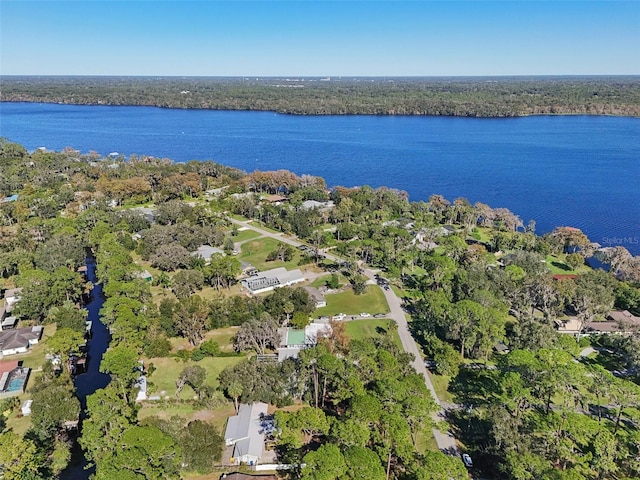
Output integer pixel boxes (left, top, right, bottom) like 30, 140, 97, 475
1, 102, 638, 254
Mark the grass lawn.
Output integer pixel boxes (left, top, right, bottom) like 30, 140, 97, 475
315, 285, 389, 317
309, 273, 348, 289
545, 254, 591, 275
5, 407, 32, 436
345, 319, 402, 349
430, 373, 454, 403
237, 237, 302, 271
137, 402, 237, 435
169, 327, 239, 353
16, 324, 57, 370
416, 430, 440, 453
232, 229, 262, 243
144, 356, 246, 400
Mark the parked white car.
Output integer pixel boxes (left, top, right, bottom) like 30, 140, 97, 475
462, 453, 473, 468
333, 313, 346, 321
360, 312, 371, 317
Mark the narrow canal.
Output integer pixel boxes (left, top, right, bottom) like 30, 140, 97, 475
60, 256, 111, 480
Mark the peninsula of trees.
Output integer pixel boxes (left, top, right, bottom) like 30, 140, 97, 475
1, 138, 639, 480
2, 75, 640, 117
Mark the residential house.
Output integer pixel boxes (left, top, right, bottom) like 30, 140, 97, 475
0, 326, 43, 356
300, 200, 334, 211
303, 286, 326, 308
191, 245, 226, 264
277, 321, 332, 362
224, 402, 269, 465
554, 317, 582, 335
586, 310, 640, 335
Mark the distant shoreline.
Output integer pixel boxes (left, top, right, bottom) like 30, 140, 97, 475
2, 99, 640, 120
2, 75, 639, 118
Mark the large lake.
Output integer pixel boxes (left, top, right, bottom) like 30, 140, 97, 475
1, 102, 639, 254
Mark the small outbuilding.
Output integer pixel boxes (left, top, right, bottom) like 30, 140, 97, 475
21, 399, 33, 416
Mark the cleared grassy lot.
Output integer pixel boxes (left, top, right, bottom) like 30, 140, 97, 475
144, 356, 245, 400
169, 327, 239, 353
345, 319, 401, 349
237, 237, 302, 271
315, 285, 389, 317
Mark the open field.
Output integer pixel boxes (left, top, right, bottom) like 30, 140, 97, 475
237, 237, 302, 271
137, 401, 237, 435
345, 319, 402, 349
315, 285, 389, 317
144, 356, 245, 400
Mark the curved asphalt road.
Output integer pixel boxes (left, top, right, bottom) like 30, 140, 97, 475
229, 218, 459, 454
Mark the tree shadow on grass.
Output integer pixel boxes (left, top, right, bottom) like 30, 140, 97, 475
551, 261, 571, 271
448, 367, 500, 406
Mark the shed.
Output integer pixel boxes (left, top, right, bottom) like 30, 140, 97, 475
21, 399, 32, 416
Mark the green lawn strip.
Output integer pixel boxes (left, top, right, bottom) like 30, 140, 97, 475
246, 220, 281, 234
315, 285, 389, 317
430, 373, 454, 403
237, 237, 302, 271
5, 407, 32, 436
416, 430, 440, 453
144, 356, 245, 400
309, 272, 349, 289
345, 319, 402, 349
231, 229, 262, 243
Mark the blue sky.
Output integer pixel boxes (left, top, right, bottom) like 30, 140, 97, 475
1, 1, 638, 76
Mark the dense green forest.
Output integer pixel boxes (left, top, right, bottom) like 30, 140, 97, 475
2, 75, 640, 117
1, 138, 639, 480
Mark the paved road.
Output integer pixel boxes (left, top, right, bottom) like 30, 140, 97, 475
229, 217, 460, 454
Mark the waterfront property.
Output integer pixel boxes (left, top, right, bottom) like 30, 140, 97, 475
224, 402, 269, 466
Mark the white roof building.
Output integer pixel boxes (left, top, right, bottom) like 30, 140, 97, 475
241, 267, 305, 295
224, 402, 269, 466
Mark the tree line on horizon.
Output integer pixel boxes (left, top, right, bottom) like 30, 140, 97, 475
2, 76, 640, 117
